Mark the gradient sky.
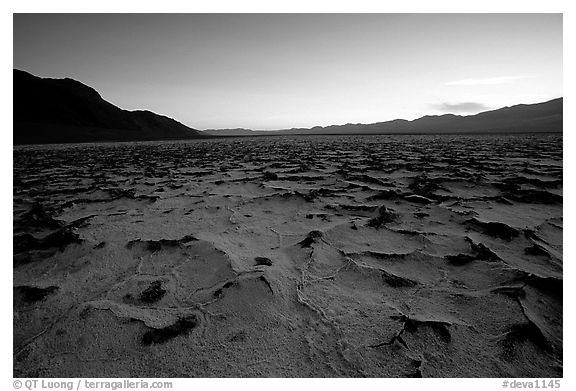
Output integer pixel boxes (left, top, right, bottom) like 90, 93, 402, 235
13, 14, 562, 130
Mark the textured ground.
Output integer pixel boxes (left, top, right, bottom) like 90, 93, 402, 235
13, 134, 562, 377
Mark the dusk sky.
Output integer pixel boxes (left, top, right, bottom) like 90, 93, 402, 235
13, 14, 562, 130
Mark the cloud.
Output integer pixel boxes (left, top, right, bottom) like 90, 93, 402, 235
446, 76, 526, 86
432, 102, 491, 113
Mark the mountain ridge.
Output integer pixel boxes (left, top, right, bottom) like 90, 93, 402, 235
14, 69, 562, 144
204, 98, 562, 136
13, 69, 204, 145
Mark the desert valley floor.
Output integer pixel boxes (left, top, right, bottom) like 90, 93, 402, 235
13, 134, 563, 377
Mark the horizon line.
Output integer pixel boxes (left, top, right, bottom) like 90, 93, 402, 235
199, 97, 563, 132
13, 68, 563, 133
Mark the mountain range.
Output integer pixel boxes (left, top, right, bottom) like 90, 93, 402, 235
204, 99, 562, 136
13, 69, 562, 145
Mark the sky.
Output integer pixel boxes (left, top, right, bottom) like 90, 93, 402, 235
13, 13, 562, 130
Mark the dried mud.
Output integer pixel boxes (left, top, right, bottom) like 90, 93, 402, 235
13, 134, 562, 377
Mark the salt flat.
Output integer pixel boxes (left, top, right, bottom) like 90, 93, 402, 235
13, 134, 562, 377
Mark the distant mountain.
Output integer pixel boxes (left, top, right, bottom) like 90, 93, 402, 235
14, 69, 204, 144
14, 69, 562, 144
202, 128, 257, 136
203, 98, 562, 136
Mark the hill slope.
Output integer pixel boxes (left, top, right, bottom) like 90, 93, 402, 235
13, 69, 203, 144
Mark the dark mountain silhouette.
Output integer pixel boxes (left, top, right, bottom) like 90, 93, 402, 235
204, 98, 562, 136
14, 69, 204, 144
14, 69, 562, 144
